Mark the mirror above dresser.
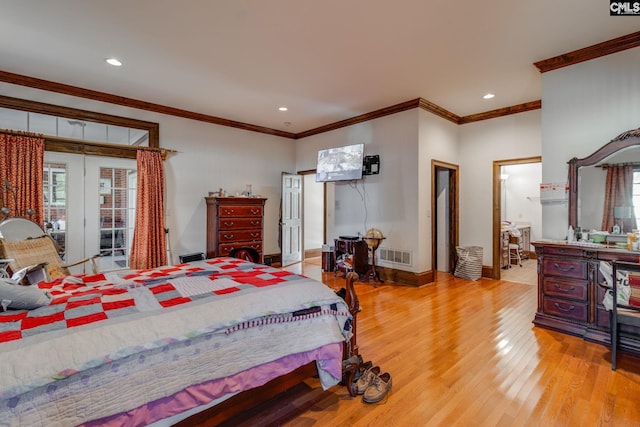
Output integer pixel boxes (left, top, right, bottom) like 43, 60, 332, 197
568, 127, 640, 231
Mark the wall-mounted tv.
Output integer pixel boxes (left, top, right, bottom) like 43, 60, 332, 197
315, 143, 364, 182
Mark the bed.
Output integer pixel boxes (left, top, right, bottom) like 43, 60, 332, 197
0, 257, 359, 426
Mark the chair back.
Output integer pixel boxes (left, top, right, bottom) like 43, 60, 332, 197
0, 217, 45, 241
0, 218, 68, 280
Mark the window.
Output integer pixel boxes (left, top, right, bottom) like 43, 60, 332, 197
633, 171, 640, 226
43, 162, 67, 253
98, 167, 136, 270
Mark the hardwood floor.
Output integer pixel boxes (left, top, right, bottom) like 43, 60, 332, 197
228, 258, 640, 426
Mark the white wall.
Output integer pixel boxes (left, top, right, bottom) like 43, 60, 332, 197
296, 109, 422, 271
541, 46, 640, 239
418, 109, 459, 272
458, 110, 541, 265
0, 83, 296, 258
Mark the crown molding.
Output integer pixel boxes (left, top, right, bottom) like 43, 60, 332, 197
295, 98, 422, 139
534, 31, 640, 73
459, 100, 541, 124
418, 98, 461, 124
0, 70, 296, 139
0, 68, 542, 138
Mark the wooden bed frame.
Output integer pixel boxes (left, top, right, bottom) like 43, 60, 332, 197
178, 272, 360, 426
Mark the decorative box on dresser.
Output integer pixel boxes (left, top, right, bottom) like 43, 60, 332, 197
205, 197, 267, 263
533, 241, 640, 354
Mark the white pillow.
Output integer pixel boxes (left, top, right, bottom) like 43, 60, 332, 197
0, 279, 52, 311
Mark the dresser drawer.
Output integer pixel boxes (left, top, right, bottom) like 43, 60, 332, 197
542, 258, 588, 280
219, 242, 262, 256
542, 296, 588, 322
219, 218, 262, 230
218, 229, 262, 243
219, 205, 263, 218
542, 277, 588, 301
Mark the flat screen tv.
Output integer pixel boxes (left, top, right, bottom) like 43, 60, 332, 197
315, 143, 364, 182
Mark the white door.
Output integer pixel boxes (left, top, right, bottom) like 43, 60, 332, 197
43, 153, 136, 273
281, 173, 302, 267
84, 156, 137, 271
43, 152, 84, 272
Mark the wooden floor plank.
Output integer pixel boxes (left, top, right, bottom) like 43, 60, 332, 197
225, 259, 640, 426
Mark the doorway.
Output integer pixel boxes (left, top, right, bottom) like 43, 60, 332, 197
432, 160, 459, 273
302, 173, 325, 259
44, 152, 137, 273
492, 157, 542, 279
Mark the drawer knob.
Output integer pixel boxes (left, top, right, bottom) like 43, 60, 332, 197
553, 302, 575, 312
223, 234, 234, 240
251, 220, 259, 226
553, 283, 576, 292
250, 233, 259, 238
552, 263, 575, 273
223, 221, 234, 227
250, 209, 260, 215
224, 209, 235, 214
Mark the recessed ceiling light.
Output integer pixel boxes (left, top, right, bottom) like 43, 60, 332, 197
105, 58, 122, 67
278, 107, 288, 112
483, 93, 495, 99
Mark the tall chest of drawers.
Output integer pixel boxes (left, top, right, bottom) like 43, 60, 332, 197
205, 197, 267, 262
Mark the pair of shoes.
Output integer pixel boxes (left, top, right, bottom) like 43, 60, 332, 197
354, 360, 372, 383
355, 365, 380, 395
362, 372, 392, 404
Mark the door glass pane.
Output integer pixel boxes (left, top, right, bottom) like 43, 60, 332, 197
99, 167, 136, 270
43, 163, 67, 257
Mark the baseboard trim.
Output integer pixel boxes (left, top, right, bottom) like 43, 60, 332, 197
376, 266, 434, 287
304, 248, 322, 258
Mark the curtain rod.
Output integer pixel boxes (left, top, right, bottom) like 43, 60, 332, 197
1, 128, 177, 157
0, 128, 44, 138
595, 162, 640, 169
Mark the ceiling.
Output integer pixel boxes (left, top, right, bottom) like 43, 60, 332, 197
1, 1, 639, 135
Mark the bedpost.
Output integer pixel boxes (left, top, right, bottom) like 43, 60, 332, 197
342, 272, 360, 396
344, 272, 359, 337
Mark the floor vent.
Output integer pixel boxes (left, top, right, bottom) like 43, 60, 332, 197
377, 247, 412, 266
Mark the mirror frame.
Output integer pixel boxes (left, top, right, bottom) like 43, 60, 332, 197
568, 127, 640, 227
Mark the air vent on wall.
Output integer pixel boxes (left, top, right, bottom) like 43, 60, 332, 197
377, 247, 412, 266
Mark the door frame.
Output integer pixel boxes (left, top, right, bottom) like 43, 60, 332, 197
492, 156, 542, 279
298, 169, 326, 259
431, 160, 459, 273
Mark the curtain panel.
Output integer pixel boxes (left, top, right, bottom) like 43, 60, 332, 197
601, 164, 637, 233
130, 150, 166, 269
0, 132, 45, 225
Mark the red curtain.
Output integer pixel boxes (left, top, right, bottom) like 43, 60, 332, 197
129, 150, 166, 269
601, 165, 637, 233
0, 132, 44, 225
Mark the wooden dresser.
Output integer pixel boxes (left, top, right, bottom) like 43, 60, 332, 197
205, 197, 266, 262
533, 241, 640, 354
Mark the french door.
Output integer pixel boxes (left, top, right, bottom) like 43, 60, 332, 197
44, 153, 136, 273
